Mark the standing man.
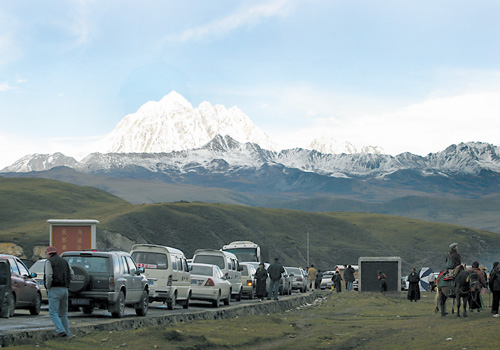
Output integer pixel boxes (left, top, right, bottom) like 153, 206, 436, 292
45, 246, 73, 338
489, 261, 500, 317
344, 265, 356, 291
307, 265, 318, 291
267, 258, 285, 301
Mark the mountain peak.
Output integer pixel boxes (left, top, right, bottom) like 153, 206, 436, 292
103, 91, 276, 153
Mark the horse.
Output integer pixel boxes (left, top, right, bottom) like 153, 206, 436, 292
437, 266, 471, 317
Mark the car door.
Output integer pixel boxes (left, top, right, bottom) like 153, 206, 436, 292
8, 258, 27, 306
124, 255, 142, 302
15, 258, 38, 306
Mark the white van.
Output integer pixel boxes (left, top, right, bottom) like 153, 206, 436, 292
192, 249, 243, 301
130, 244, 191, 310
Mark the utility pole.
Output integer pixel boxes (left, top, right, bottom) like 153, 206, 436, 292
307, 232, 310, 267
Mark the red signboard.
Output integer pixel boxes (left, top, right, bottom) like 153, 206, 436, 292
51, 225, 93, 253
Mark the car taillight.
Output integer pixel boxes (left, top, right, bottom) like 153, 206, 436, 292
247, 280, 253, 287
109, 277, 115, 288
167, 275, 173, 286
205, 278, 215, 287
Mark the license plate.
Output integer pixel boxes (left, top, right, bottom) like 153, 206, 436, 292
37, 280, 44, 286
148, 280, 155, 285
71, 298, 90, 305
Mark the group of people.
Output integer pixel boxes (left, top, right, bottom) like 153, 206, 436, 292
404, 242, 500, 318
254, 258, 285, 301
306, 264, 356, 293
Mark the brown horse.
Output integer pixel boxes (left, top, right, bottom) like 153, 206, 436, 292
437, 266, 471, 317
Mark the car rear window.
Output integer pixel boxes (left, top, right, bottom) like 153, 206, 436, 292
190, 265, 213, 276
193, 255, 225, 269
131, 252, 168, 270
64, 256, 110, 273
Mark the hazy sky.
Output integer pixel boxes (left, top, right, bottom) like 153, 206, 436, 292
1, 0, 500, 168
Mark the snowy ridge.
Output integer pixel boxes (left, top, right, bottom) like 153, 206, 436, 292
5, 139, 499, 179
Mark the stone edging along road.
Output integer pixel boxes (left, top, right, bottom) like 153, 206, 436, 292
0, 292, 320, 347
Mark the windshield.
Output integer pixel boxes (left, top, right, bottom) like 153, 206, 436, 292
30, 260, 46, 274
131, 252, 168, 269
223, 248, 257, 262
193, 255, 225, 269
190, 265, 213, 276
287, 267, 301, 275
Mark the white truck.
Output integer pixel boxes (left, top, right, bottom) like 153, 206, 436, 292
222, 241, 261, 263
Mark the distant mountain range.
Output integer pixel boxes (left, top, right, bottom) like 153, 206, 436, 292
2, 91, 500, 234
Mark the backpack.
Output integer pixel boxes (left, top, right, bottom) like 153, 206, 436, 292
445, 253, 455, 269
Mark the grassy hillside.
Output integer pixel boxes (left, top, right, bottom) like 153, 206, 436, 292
1, 177, 498, 272
269, 195, 500, 233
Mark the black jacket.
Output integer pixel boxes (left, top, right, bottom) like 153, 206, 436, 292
489, 268, 500, 292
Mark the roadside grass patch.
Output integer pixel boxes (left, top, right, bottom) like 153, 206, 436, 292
7, 291, 500, 349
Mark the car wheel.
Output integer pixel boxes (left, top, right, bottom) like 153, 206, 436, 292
235, 288, 242, 301
182, 292, 191, 310
69, 266, 90, 293
82, 306, 94, 315
167, 291, 177, 310
135, 289, 148, 316
223, 290, 231, 306
8, 293, 15, 317
29, 293, 42, 315
111, 290, 125, 318
212, 291, 221, 308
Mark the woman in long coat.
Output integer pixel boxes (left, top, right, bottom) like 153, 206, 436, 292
407, 268, 420, 302
255, 263, 268, 301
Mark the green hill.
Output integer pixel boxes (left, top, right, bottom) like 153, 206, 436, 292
1, 177, 498, 272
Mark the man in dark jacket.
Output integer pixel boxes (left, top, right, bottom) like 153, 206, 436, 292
344, 265, 356, 291
267, 258, 284, 300
44, 246, 73, 337
489, 261, 500, 317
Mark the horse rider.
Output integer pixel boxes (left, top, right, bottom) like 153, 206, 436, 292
445, 243, 461, 279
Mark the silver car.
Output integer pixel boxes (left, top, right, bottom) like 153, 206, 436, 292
240, 263, 257, 299
286, 267, 307, 293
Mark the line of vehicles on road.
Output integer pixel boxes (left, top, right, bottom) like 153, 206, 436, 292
0, 241, 310, 319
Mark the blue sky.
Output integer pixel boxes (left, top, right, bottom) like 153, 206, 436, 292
1, 0, 500, 168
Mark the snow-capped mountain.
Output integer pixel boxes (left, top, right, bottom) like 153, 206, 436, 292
308, 136, 384, 155
4, 138, 500, 178
101, 91, 277, 153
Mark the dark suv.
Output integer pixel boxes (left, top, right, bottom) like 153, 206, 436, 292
61, 251, 149, 318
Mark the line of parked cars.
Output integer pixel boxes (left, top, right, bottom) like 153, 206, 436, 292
1, 245, 311, 319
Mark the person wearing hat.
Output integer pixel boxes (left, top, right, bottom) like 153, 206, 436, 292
44, 246, 73, 338
445, 243, 461, 278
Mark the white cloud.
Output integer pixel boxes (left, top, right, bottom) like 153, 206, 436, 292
165, 0, 294, 42
0, 81, 14, 92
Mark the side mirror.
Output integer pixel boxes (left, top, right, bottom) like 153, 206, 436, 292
138, 267, 145, 274
238, 266, 243, 272
289, 273, 294, 277
30, 272, 38, 278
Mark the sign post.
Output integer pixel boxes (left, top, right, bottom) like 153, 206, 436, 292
47, 219, 99, 253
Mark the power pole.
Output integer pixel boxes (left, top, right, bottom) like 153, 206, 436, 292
307, 232, 310, 267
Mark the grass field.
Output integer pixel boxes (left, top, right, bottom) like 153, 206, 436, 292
10, 290, 500, 350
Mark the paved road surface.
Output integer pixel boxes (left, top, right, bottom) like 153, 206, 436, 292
0, 292, 302, 334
